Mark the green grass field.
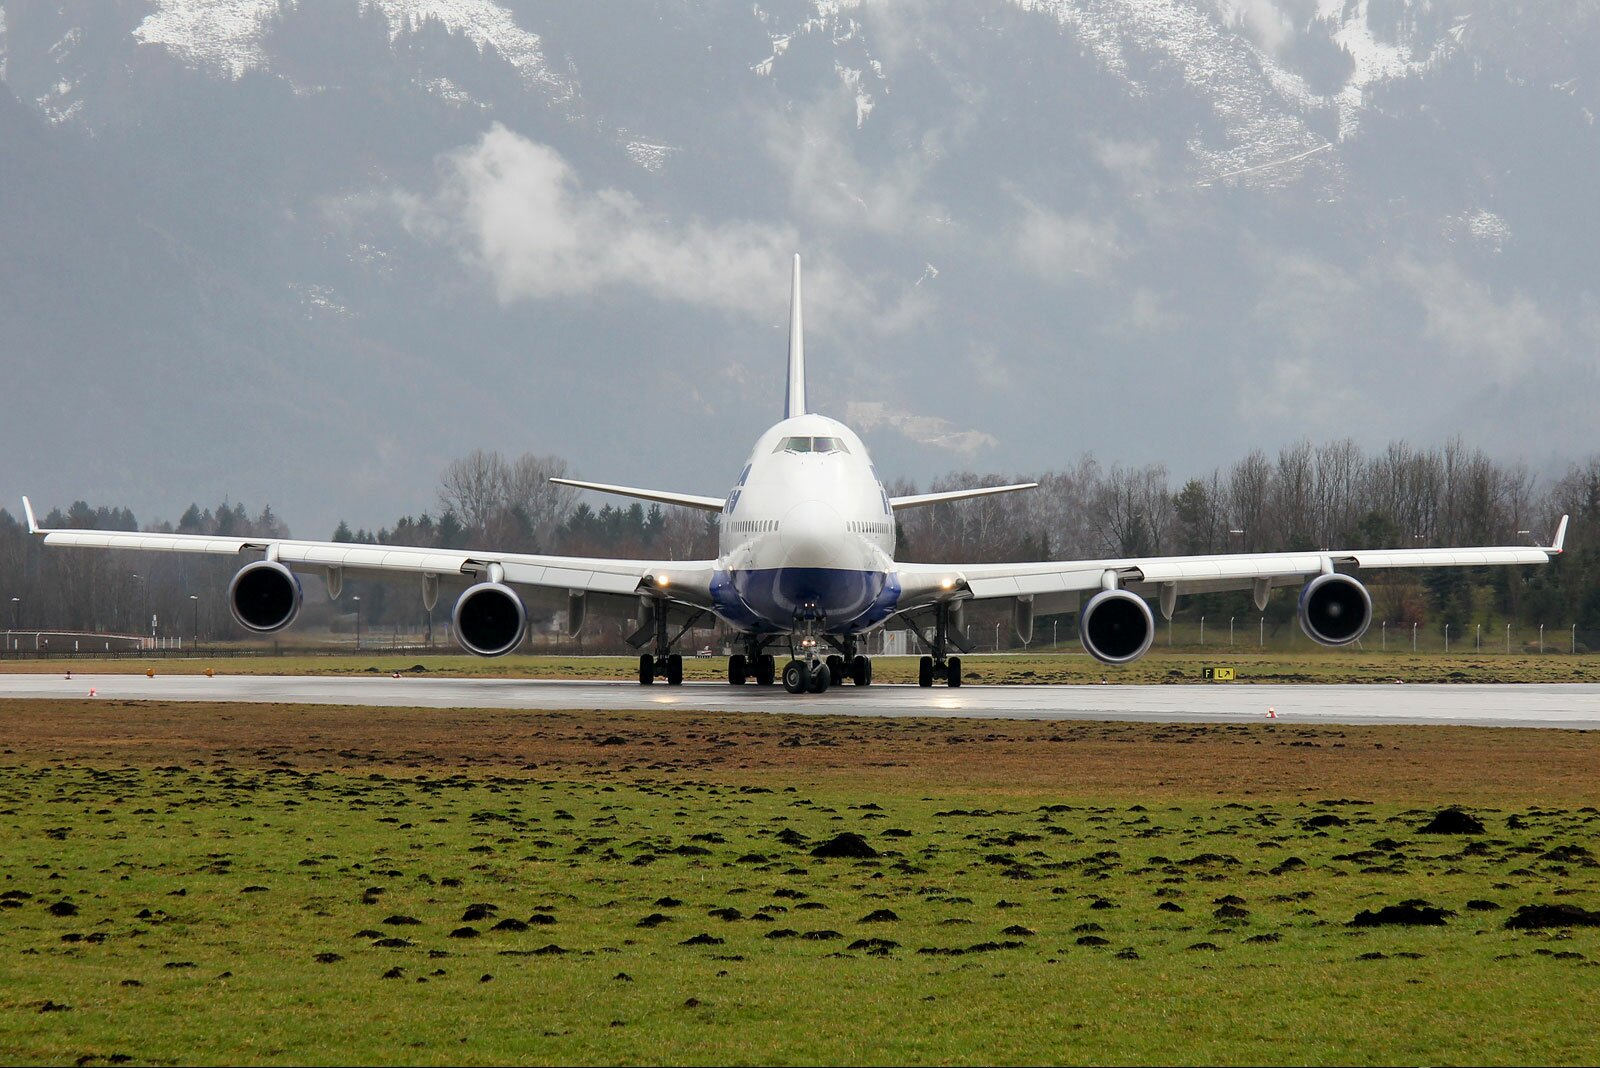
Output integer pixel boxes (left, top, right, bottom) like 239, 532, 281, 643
4, 649, 1598, 685
2, 710, 1599, 1065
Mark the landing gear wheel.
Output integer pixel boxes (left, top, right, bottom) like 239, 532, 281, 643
852, 656, 871, 686
756, 655, 776, 686
808, 662, 831, 693
638, 653, 654, 686
826, 654, 845, 682
946, 655, 962, 688
728, 653, 747, 685
782, 659, 811, 694
666, 653, 683, 686
918, 656, 934, 688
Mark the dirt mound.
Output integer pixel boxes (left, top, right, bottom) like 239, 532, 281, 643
1349, 903, 1453, 927
1304, 814, 1348, 828
680, 933, 725, 946
1418, 809, 1484, 834
1504, 903, 1600, 930
810, 833, 877, 859
860, 909, 899, 922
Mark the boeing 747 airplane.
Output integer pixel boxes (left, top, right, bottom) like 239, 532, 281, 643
25, 256, 1568, 693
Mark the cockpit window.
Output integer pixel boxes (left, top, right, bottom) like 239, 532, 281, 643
774, 436, 849, 455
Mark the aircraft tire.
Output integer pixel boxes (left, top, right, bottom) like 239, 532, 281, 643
852, 656, 870, 686
826, 654, 845, 682
756, 655, 776, 686
783, 659, 810, 694
638, 654, 654, 685
808, 662, 831, 693
918, 656, 934, 688
728, 653, 747, 685
666, 653, 683, 686
947, 656, 962, 688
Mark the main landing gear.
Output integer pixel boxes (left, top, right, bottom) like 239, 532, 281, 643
916, 602, 963, 688
727, 641, 777, 687
635, 600, 699, 686
638, 652, 683, 686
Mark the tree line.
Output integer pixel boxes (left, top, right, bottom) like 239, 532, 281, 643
2, 438, 1596, 643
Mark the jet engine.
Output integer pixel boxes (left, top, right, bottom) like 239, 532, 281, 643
1079, 588, 1155, 665
228, 560, 303, 633
453, 582, 527, 657
1297, 573, 1372, 646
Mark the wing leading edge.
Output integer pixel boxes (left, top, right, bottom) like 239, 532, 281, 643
21, 497, 716, 605
896, 520, 1569, 609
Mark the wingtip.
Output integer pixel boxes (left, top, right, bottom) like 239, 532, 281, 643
22, 495, 39, 534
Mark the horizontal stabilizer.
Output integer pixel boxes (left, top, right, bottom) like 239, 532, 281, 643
549, 478, 726, 513
889, 483, 1038, 511
1551, 514, 1569, 554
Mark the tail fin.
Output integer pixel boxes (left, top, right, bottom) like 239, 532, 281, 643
784, 253, 806, 419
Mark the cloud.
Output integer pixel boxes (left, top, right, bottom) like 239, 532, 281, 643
845, 401, 997, 453
1213, 0, 1294, 55
1393, 257, 1556, 382
1012, 200, 1125, 280
396, 123, 876, 330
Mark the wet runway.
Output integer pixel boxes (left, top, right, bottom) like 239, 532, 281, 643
2, 673, 1597, 728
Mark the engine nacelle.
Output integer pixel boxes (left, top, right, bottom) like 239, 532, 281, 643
453, 582, 527, 657
228, 560, 303, 633
1079, 588, 1155, 665
1298, 572, 1372, 646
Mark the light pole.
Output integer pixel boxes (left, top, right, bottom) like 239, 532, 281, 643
190, 595, 200, 643
1200, 616, 1205, 646
994, 621, 1001, 652
1259, 615, 1264, 648
1476, 623, 1481, 651
353, 595, 362, 651
1506, 621, 1512, 654
1229, 616, 1235, 647
1444, 623, 1450, 654
1052, 619, 1058, 649
1381, 620, 1386, 651
9, 596, 18, 630
1411, 621, 1417, 652
1574, 624, 1578, 655
1539, 623, 1544, 654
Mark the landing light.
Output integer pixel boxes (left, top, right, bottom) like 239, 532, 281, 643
656, 574, 671, 588
941, 577, 955, 590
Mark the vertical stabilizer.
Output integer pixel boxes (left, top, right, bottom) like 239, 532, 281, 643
784, 253, 806, 419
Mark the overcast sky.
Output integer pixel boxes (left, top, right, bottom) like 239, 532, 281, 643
1, 0, 1596, 537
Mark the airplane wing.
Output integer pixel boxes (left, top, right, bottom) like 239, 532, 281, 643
889, 483, 1038, 511
895, 515, 1569, 612
548, 478, 726, 513
21, 496, 716, 607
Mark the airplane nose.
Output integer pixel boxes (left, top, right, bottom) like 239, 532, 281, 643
780, 501, 845, 568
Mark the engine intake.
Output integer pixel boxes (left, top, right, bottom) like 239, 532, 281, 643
1298, 572, 1372, 646
453, 582, 527, 657
228, 560, 303, 633
1079, 588, 1155, 665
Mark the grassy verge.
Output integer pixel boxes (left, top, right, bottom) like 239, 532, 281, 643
1, 704, 1598, 1064
3, 649, 1597, 684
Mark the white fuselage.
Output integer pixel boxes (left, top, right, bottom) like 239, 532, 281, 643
708, 414, 900, 634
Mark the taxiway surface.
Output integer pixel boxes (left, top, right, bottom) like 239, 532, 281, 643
1, 674, 1596, 728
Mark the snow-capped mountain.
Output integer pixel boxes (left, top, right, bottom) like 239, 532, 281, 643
1, 0, 1596, 534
